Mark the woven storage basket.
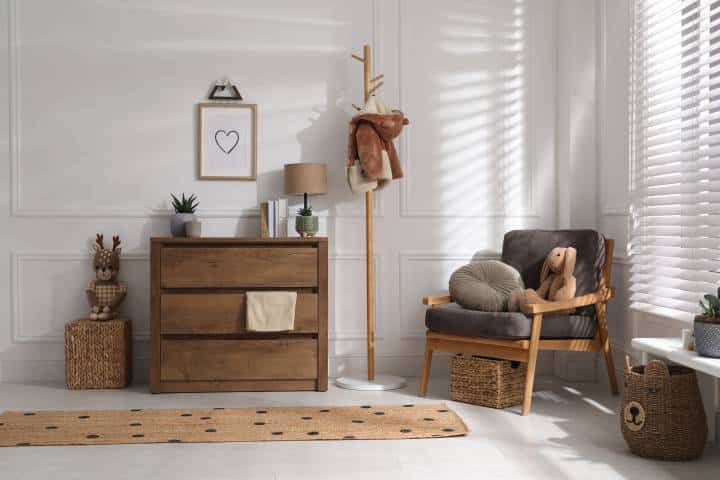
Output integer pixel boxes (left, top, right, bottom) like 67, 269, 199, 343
450, 354, 526, 409
621, 359, 707, 461
65, 318, 131, 389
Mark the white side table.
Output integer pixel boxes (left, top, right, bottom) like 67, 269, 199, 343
632, 337, 720, 443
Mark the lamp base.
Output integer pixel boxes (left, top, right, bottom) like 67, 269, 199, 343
335, 374, 407, 391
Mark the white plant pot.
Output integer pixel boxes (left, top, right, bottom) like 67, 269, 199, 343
170, 213, 196, 237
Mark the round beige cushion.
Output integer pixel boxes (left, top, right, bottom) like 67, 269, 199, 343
449, 260, 524, 311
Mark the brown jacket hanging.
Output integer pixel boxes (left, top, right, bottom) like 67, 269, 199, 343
347, 112, 409, 180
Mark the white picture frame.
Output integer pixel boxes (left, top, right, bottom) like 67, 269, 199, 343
197, 103, 257, 180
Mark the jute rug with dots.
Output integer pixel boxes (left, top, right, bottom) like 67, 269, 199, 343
0, 403, 467, 447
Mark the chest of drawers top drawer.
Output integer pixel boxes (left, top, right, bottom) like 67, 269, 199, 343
160, 245, 318, 288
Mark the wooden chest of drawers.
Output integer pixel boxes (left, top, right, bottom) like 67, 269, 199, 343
149, 237, 328, 393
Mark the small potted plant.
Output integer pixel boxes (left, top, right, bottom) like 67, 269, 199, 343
170, 193, 198, 237
696, 287, 720, 357
295, 206, 318, 237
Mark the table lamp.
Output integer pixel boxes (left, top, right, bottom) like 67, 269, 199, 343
284, 163, 327, 237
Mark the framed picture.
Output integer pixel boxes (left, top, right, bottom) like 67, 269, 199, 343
197, 103, 257, 180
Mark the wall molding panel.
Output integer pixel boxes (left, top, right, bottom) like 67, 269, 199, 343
6, 1, 262, 219
397, 0, 539, 218
11, 251, 151, 344
597, 0, 630, 218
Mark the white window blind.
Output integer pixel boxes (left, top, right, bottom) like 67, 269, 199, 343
630, 0, 720, 322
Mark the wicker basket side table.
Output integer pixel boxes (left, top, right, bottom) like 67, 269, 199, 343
65, 318, 132, 389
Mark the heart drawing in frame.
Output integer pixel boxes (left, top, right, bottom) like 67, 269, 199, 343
214, 129, 240, 154
198, 103, 257, 180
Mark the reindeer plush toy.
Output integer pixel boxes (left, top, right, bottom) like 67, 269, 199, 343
510, 247, 577, 314
86, 234, 127, 320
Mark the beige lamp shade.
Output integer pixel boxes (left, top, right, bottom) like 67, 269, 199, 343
284, 163, 327, 195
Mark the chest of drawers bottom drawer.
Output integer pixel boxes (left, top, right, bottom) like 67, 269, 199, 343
160, 338, 318, 383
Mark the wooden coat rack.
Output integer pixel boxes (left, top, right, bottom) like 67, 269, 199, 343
354, 45, 381, 382
335, 45, 404, 390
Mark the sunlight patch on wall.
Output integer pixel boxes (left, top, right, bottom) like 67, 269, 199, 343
402, 0, 530, 244
399, 0, 530, 253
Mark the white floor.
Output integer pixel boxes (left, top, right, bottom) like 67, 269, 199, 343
0, 377, 717, 480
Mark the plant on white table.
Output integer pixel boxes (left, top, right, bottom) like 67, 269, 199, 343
695, 288, 720, 358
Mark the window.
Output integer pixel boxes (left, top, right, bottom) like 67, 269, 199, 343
630, 0, 720, 321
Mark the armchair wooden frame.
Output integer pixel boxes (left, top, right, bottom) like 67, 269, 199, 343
418, 239, 619, 416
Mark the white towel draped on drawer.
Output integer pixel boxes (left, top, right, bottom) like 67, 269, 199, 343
246, 291, 297, 332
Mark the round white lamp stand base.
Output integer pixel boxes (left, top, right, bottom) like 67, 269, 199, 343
335, 375, 407, 391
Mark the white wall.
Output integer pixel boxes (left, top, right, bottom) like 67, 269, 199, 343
0, 0, 561, 383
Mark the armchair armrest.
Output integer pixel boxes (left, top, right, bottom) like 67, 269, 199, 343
422, 294, 453, 306
522, 287, 614, 315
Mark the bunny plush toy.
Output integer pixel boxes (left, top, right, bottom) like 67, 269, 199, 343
509, 247, 577, 314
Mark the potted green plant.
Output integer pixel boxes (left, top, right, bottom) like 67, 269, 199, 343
170, 193, 198, 237
295, 206, 318, 237
696, 288, 720, 357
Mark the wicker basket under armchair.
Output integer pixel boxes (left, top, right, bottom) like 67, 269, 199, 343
418, 230, 619, 416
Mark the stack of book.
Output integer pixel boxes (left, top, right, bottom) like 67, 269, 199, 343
260, 198, 288, 238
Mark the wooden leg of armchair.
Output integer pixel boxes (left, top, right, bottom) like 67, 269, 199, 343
602, 340, 619, 395
419, 337, 433, 397
521, 314, 543, 416
597, 302, 619, 395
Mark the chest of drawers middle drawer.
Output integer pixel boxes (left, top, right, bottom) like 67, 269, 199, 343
160, 293, 319, 335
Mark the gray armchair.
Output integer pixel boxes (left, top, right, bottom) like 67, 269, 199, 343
418, 229, 618, 415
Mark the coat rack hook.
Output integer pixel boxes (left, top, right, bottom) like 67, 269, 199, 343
352, 54, 364, 62
371, 74, 384, 83
368, 81, 384, 97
